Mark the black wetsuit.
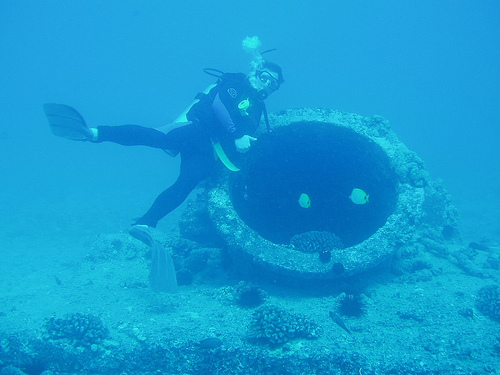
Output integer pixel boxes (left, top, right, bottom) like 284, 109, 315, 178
96, 73, 265, 227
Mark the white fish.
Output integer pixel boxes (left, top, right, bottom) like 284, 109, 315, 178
298, 193, 311, 208
349, 188, 369, 205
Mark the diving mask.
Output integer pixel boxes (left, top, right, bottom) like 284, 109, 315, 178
256, 70, 281, 91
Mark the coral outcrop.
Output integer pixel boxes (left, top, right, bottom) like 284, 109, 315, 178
44, 313, 108, 348
476, 285, 500, 321
247, 305, 322, 347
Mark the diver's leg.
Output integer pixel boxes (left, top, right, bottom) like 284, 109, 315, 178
134, 134, 215, 227
134, 176, 198, 227
96, 125, 172, 149
96, 122, 210, 150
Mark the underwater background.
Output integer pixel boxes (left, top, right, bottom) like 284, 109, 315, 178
1, 1, 499, 374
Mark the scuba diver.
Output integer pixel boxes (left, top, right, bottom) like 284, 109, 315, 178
43, 59, 284, 231
44, 37, 282, 292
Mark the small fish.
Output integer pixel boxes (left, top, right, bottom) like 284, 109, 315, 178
53, 275, 62, 286
349, 188, 369, 205
329, 311, 352, 335
194, 337, 223, 349
298, 193, 311, 208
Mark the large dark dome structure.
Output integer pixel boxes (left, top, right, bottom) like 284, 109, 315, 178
181, 108, 459, 283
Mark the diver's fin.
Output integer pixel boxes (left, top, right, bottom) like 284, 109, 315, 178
129, 224, 155, 247
150, 240, 178, 293
129, 225, 178, 293
43, 103, 92, 141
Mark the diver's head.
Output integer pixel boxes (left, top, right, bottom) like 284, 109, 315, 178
248, 60, 284, 100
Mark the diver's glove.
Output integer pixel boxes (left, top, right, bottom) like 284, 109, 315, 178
235, 135, 257, 153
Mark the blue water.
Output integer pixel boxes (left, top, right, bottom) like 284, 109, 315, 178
1, 1, 499, 374
1, 1, 498, 239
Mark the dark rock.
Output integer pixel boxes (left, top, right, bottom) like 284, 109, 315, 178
332, 263, 345, 275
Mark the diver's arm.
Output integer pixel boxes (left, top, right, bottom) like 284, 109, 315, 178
212, 93, 258, 153
212, 92, 237, 136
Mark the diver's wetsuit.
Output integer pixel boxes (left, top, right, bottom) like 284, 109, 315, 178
96, 73, 265, 227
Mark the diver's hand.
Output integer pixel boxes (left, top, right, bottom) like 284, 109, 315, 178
235, 135, 257, 153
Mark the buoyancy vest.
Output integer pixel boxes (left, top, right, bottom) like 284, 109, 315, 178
159, 72, 270, 172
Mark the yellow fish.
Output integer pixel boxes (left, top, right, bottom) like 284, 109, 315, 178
298, 193, 311, 208
349, 188, 369, 204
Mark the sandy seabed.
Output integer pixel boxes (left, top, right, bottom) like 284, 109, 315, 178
0, 196, 499, 375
